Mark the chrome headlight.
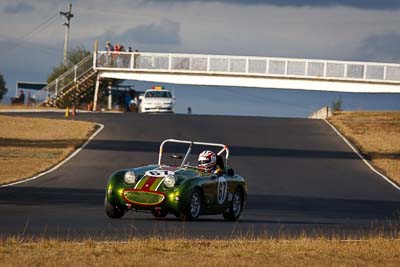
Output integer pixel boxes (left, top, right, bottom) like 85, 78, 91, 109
163, 174, 176, 188
124, 171, 137, 184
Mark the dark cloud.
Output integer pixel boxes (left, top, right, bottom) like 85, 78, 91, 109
3, 2, 35, 14
357, 32, 400, 63
114, 19, 181, 45
143, 0, 400, 10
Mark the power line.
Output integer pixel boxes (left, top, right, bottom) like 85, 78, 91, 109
20, 13, 59, 41
0, 13, 60, 56
0, 12, 58, 43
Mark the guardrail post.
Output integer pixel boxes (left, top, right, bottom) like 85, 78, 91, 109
207, 55, 210, 72
189, 56, 193, 71
74, 65, 78, 82
55, 78, 58, 96
284, 59, 288, 75
305, 60, 309, 76
93, 40, 98, 70
344, 63, 348, 78
363, 64, 367, 79
168, 54, 172, 70
92, 53, 97, 70
245, 58, 249, 73
266, 58, 269, 74
130, 53, 134, 69
324, 61, 327, 78
383, 65, 387, 80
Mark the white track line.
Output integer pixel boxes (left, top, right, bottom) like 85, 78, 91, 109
324, 119, 400, 191
0, 123, 105, 188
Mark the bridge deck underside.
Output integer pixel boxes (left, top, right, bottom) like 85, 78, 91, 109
98, 70, 400, 93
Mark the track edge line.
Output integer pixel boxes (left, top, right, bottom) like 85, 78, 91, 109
324, 119, 400, 191
0, 123, 105, 188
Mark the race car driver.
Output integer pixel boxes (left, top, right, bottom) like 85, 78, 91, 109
198, 150, 223, 174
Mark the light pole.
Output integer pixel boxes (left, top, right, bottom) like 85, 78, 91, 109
60, 3, 73, 65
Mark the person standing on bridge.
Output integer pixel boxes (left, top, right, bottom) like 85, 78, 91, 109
105, 41, 113, 52
113, 43, 121, 67
105, 41, 113, 66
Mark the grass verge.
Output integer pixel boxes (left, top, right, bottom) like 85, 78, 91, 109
0, 115, 96, 185
329, 111, 400, 186
1, 237, 400, 266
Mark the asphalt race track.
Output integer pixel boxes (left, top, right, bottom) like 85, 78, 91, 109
1, 113, 400, 239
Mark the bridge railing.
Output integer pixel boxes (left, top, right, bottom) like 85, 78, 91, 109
95, 51, 400, 83
32, 54, 94, 104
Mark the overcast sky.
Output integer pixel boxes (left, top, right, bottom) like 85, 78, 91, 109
1, 0, 400, 99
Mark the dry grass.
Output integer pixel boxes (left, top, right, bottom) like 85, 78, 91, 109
329, 111, 400, 185
0, 115, 96, 185
0, 237, 400, 267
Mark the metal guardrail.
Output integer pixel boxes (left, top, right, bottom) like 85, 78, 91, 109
96, 51, 400, 83
32, 54, 94, 104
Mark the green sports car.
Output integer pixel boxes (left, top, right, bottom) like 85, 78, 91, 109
104, 139, 247, 221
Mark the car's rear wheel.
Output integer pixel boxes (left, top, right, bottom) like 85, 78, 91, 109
184, 189, 202, 221
104, 197, 125, 219
223, 188, 243, 221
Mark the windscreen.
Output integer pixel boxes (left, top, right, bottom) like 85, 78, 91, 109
145, 91, 172, 98
160, 142, 225, 169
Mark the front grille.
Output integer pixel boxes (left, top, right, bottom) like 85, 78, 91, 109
123, 190, 165, 206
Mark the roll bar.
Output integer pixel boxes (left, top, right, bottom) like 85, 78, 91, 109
158, 139, 229, 167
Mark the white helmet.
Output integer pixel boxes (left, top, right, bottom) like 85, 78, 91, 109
198, 150, 216, 170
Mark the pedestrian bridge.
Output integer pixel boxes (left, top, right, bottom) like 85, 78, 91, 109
95, 51, 400, 93
33, 49, 400, 109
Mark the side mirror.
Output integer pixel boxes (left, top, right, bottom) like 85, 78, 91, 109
227, 168, 235, 176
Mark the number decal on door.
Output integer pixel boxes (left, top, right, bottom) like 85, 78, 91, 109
217, 177, 227, 205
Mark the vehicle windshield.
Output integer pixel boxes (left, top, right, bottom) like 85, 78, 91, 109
158, 140, 229, 170
145, 91, 172, 98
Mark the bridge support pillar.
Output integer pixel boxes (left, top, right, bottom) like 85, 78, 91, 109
93, 75, 100, 111
107, 86, 112, 110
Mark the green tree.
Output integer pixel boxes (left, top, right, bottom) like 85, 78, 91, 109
47, 46, 91, 84
0, 72, 8, 101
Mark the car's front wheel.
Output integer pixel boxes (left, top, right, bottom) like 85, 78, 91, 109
184, 189, 202, 221
223, 188, 243, 221
104, 197, 125, 219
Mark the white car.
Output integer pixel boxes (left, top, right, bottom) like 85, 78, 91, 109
139, 89, 175, 113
